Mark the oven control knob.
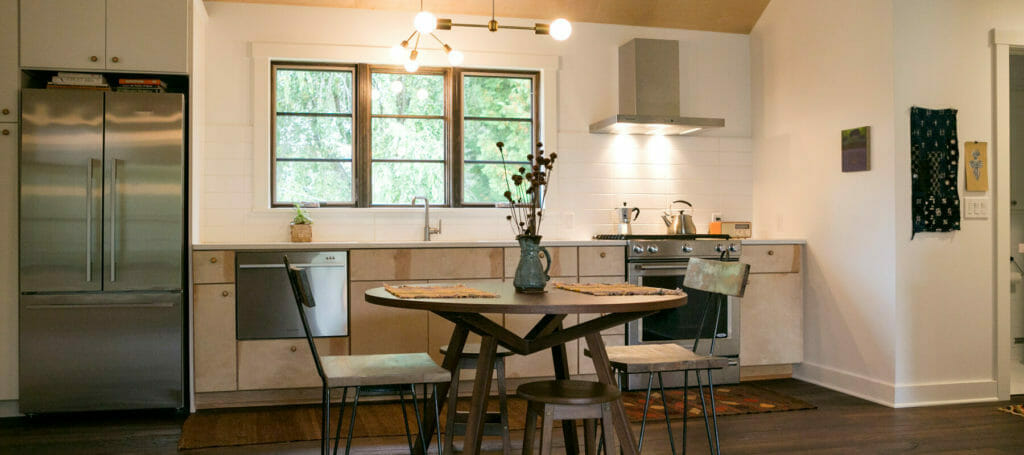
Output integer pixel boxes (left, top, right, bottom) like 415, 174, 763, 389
728, 244, 740, 253
681, 244, 693, 253
715, 244, 725, 253
632, 245, 645, 254
647, 245, 659, 254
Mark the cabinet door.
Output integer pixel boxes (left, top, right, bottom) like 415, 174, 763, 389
739, 273, 803, 366
579, 246, 625, 276
349, 280, 429, 355
0, 0, 17, 122
194, 284, 236, 392
20, 0, 106, 70
105, 0, 188, 73
237, 337, 349, 390
0, 123, 15, 400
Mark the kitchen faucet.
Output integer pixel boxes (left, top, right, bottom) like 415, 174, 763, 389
411, 196, 441, 241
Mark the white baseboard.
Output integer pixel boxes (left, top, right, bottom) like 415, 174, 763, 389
0, 400, 20, 418
794, 361, 895, 407
893, 379, 999, 407
795, 362, 1001, 408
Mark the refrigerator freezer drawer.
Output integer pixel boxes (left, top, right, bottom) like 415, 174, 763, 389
19, 293, 184, 413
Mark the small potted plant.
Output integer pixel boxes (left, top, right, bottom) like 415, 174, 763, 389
498, 141, 557, 293
290, 203, 313, 242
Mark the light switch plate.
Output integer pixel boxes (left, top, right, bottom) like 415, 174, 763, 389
964, 197, 990, 219
1018, 243, 1024, 254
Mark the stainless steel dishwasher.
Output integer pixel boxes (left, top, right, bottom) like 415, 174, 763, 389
236, 251, 348, 339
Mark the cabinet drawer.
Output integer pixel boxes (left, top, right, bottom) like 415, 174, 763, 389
350, 248, 503, 281
504, 247, 578, 278
193, 251, 235, 283
740, 245, 800, 274
578, 246, 625, 277
194, 284, 236, 392
349, 280, 429, 355
238, 337, 349, 390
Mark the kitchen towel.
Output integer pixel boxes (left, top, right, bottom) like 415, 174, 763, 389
910, 106, 961, 238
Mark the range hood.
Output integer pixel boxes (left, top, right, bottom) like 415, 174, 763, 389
589, 38, 725, 135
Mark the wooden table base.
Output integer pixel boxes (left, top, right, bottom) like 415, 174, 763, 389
414, 312, 650, 455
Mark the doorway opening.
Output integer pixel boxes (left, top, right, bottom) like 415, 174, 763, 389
1009, 53, 1024, 394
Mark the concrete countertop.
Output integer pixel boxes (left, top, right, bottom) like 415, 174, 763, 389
192, 238, 805, 251
191, 239, 628, 251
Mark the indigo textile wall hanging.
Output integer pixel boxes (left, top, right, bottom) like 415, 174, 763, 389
910, 106, 960, 238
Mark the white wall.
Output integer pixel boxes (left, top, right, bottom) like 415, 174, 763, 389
753, 0, 1024, 406
889, 0, 1024, 405
199, 2, 753, 243
750, 0, 898, 404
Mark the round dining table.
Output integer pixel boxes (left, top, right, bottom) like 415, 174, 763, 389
365, 281, 687, 455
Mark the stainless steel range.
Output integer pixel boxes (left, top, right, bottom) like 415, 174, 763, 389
594, 234, 742, 388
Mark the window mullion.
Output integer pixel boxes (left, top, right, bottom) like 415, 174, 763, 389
356, 63, 372, 208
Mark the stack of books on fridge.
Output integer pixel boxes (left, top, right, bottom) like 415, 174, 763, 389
116, 78, 167, 93
47, 72, 110, 90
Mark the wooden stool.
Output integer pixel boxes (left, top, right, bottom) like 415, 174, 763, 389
440, 343, 514, 455
518, 380, 620, 455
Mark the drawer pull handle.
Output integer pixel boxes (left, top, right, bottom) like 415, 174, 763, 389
1, 129, 8, 136
290, 346, 298, 352
1, 108, 8, 115
210, 257, 218, 264
599, 252, 606, 258
111, 56, 119, 63
221, 290, 230, 297
539, 252, 546, 259
90, 56, 98, 62
767, 250, 775, 256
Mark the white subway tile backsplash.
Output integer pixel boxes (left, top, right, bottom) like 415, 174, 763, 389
197, 134, 754, 241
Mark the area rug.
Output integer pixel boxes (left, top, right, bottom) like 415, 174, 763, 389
179, 383, 814, 450
998, 404, 1024, 418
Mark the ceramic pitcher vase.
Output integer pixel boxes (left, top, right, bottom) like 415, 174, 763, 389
514, 235, 552, 293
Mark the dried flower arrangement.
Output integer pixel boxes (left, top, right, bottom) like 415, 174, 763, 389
497, 141, 557, 237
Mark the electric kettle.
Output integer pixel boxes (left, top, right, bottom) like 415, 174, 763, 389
661, 200, 697, 235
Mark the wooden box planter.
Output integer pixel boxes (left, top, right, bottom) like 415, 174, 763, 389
290, 223, 312, 242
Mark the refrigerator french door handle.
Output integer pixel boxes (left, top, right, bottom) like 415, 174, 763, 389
86, 159, 97, 282
110, 159, 120, 282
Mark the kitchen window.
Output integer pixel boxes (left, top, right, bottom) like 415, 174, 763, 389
270, 62, 539, 207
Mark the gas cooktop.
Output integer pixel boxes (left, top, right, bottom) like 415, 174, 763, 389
593, 234, 731, 240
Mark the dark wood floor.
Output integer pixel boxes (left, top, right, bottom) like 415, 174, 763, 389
1, 379, 1023, 454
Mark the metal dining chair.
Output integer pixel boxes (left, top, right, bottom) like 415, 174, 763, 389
586, 257, 750, 455
284, 255, 451, 455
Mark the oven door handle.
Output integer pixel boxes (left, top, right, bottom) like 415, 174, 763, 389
634, 264, 689, 271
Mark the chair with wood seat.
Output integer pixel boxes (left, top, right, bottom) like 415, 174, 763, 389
586, 257, 750, 455
285, 256, 452, 455
518, 379, 620, 455
440, 343, 514, 455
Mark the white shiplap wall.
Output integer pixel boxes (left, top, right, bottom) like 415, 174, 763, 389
198, 3, 753, 244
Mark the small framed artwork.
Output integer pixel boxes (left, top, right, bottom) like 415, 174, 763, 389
842, 126, 870, 172
965, 141, 988, 192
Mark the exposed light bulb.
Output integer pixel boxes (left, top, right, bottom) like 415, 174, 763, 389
549, 18, 572, 41
390, 44, 406, 61
447, 49, 464, 66
390, 80, 404, 94
414, 11, 437, 33
417, 88, 428, 100
404, 59, 420, 73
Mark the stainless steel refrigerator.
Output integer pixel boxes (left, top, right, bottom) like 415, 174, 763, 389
19, 89, 186, 413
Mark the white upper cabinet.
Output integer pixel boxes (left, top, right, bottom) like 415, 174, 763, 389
105, 0, 188, 73
20, 0, 188, 74
0, 0, 18, 121
20, 0, 106, 71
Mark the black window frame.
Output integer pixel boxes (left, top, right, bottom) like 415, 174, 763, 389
270, 61, 540, 207
271, 62, 357, 207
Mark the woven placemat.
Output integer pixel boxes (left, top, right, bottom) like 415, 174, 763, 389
384, 284, 498, 299
553, 282, 685, 296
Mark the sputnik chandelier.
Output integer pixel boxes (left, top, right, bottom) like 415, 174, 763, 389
391, 0, 572, 73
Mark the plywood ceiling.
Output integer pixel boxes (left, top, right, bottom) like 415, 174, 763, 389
206, 0, 772, 34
